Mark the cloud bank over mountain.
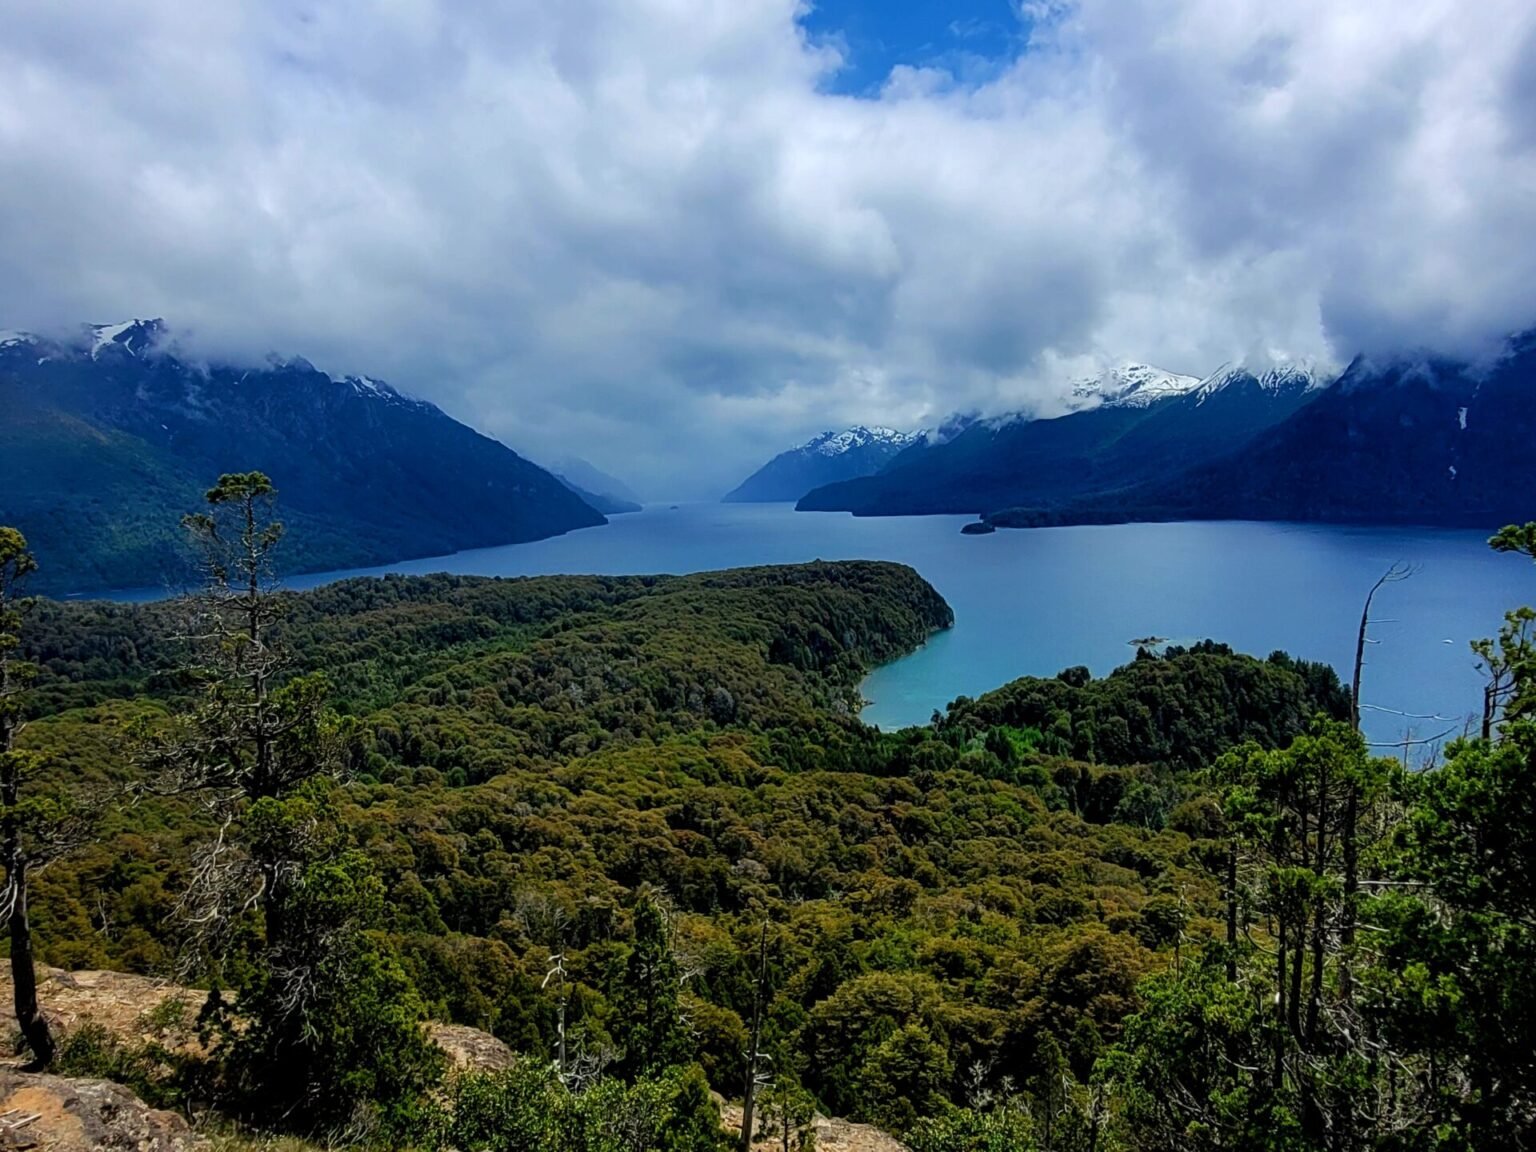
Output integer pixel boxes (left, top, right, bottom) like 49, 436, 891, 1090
2, 0, 1533, 496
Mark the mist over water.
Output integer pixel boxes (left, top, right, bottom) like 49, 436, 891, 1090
109, 504, 1532, 749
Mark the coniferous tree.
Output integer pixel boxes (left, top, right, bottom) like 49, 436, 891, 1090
133, 474, 439, 1128
132, 472, 346, 961
617, 893, 687, 1078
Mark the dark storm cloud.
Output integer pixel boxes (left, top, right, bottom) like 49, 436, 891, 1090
2, 0, 1533, 496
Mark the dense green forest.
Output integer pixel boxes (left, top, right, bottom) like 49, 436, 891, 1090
3, 477, 1534, 1150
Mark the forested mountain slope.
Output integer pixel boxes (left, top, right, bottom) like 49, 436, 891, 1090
0, 320, 604, 593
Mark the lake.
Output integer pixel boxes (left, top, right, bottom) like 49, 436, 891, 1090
117, 504, 1534, 748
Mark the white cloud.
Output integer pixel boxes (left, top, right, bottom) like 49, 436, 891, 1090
1, 0, 1533, 497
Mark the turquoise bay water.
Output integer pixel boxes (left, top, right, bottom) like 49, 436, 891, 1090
114, 504, 1533, 748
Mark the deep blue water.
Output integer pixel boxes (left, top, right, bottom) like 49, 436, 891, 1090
110, 504, 1534, 748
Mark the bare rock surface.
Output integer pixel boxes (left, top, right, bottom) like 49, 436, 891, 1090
3, 969, 516, 1074
2, 969, 200, 1049
0, 1068, 204, 1151
426, 1023, 516, 1073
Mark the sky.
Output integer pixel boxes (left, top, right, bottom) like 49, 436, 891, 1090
2, 0, 1535, 499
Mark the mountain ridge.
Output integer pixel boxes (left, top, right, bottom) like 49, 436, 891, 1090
985, 336, 1535, 531
797, 358, 1330, 516
723, 424, 917, 503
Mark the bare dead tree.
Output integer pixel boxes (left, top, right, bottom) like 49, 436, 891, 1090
543, 949, 570, 1079
738, 922, 770, 1152
1341, 562, 1415, 1008
1351, 563, 1418, 733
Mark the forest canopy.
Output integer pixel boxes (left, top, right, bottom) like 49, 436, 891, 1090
7, 496, 1533, 1151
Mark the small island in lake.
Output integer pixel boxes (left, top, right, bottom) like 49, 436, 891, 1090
960, 520, 996, 535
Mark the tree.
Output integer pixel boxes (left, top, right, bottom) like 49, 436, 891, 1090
132, 475, 438, 1129
0, 527, 78, 1068
1377, 529, 1536, 1146
132, 472, 347, 964
755, 1079, 817, 1152
739, 923, 770, 1152
858, 1022, 953, 1133
616, 893, 687, 1077
0, 528, 44, 1067
1103, 953, 1286, 1152
228, 783, 443, 1131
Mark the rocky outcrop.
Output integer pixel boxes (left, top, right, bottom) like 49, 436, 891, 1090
720, 1101, 909, 1152
0, 970, 200, 1052
4, 968, 516, 1076
0, 1069, 203, 1151
426, 1023, 516, 1073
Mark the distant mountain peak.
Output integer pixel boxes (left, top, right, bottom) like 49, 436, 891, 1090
915, 412, 981, 445
86, 318, 165, 358
1075, 363, 1203, 409
548, 455, 643, 507
802, 426, 916, 457
1194, 357, 1334, 402
725, 424, 919, 502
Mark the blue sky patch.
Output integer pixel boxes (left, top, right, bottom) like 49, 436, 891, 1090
798, 0, 1031, 95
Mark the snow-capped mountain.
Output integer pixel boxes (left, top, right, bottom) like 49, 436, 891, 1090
803, 426, 915, 457
3, 317, 171, 360
913, 412, 981, 446
975, 364, 1201, 434
797, 356, 1329, 517
5, 319, 435, 410
991, 332, 1536, 530
0, 318, 604, 594
1072, 363, 1204, 409
1193, 358, 1334, 402
724, 425, 918, 503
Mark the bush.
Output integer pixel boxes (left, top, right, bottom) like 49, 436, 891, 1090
438, 1060, 726, 1152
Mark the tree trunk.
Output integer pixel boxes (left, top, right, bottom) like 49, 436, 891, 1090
1306, 764, 1329, 1047
739, 925, 768, 1152
1339, 782, 1359, 1006
1225, 841, 1239, 983
1275, 913, 1288, 1093
1288, 810, 1307, 1042
8, 859, 54, 1070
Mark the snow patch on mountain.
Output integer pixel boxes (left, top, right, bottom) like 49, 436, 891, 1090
89, 321, 139, 357
327, 372, 431, 407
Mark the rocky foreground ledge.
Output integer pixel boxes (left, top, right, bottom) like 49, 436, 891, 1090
1, 967, 907, 1152
0, 1068, 201, 1151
